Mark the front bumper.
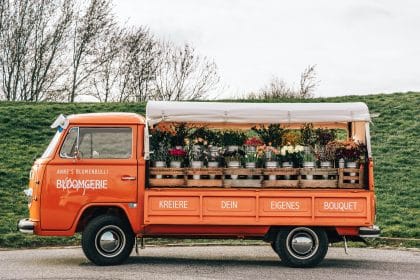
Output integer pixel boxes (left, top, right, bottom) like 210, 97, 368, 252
17, 218, 35, 234
359, 225, 380, 238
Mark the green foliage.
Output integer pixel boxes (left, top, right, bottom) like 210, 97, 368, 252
252, 124, 287, 147
221, 130, 247, 146
0, 91, 419, 248
300, 123, 317, 147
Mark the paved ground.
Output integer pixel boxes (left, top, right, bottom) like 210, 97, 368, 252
1, 245, 419, 280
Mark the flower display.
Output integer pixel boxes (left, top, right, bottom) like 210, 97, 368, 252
244, 137, 264, 147
280, 144, 304, 166
168, 148, 187, 162
335, 140, 367, 162
223, 149, 245, 163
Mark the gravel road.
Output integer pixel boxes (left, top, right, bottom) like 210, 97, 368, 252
1, 245, 419, 280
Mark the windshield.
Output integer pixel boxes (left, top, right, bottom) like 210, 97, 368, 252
41, 131, 61, 158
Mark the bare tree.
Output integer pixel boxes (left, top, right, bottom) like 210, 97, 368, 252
91, 25, 123, 102
0, 0, 73, 101
24, 0, 73, 101
0, 0, 34, 101
247, 65, 318, 100
68, 0, 113, 102
153, 42, 219, 101
299, 64, 318, 99
117, 27, 158, 102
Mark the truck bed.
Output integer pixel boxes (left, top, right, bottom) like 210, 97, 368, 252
144, 188, 374, 227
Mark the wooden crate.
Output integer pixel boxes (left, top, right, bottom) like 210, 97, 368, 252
223, 168, 263, 188
186, 168, 223, 187
262, 168, 300, 188
149, 168, 185, 187
338, 168, 364, 188
300, 168, 338, 188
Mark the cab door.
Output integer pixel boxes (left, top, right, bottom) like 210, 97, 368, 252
41, 125, 138, 231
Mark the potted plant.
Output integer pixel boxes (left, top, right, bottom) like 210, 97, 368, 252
280, 144, 304, 179
168, 147, 187, 168
221, 130, 247, 152
252, 124, 287, 147
203, 129, 223, 170
149, 127, 171, 174
169, 123, 191, 149
280, 144, 304, 168
335, 140, 367, 183
264, 146, 280, 168
223, 149, 244, 179
244, 137, 263, 168
300, 123, 318, 149
302, 146, 316, 180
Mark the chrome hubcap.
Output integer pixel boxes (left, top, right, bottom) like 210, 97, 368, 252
286, 227, 319, 260
95, 225, 126, 258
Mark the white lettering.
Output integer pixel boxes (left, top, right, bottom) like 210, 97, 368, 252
270, 201, 301, 210
56, 178, 108, 195
221, 200, 238, 209
323, 201, 357, 211
158, 200, 189, 209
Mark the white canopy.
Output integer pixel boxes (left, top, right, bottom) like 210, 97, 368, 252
146, 101, 371, 126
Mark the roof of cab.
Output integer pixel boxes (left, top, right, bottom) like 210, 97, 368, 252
67, 112, 145, 125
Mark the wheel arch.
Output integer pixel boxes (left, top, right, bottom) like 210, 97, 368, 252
265, 226, 341, 243
75, 205, 133, 233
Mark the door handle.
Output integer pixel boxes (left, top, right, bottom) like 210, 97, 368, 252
121, 175, 136, 181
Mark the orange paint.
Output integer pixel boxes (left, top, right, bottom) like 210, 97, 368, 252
24, 112, 377, 239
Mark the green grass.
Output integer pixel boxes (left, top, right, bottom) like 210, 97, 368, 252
0, 92, 419, 248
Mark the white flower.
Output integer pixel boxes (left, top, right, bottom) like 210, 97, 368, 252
295, 145, 304, 152
280, 146, 286, 156
287, 146, 294, 154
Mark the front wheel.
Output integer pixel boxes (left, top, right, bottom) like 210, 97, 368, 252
82, 215, 134, 265
275, 227, 328, 267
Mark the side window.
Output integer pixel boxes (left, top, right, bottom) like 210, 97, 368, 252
78, 127, 132, 159
60, 127, 79, 158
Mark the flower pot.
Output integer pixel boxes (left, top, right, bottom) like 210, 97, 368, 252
320, 161, 331, 179
208, 161, 219, 179
282, 162, 293, 179
227, 145, 239, 152
245, 162, 256, 168
245, 162, 256, 178
338, 158, 345, 168
170, 161, 182, 168
228, 161, 240, 179
346, 161, 358, 183
154, 161, 166, 168
320, 161, 331, 168
245, 146, 256, 153
191, 161, 203, 168
282, 161, 293, 168
209, 146, 220, 161
303, 161, 315, 180
265, 161, 278, 168
153, 161, 166, 179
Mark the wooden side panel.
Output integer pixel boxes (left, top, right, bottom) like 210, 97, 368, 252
144, 189, 373, 227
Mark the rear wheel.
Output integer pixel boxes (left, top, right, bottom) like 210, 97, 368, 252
275, 227, 328, 267
82, 215, 134, 266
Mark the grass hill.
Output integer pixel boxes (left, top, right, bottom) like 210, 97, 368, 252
0, 92, 419, 248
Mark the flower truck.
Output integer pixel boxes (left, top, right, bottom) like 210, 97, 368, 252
18, 101, 380, 267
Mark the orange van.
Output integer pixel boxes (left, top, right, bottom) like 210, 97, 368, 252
18, 101, 380, 267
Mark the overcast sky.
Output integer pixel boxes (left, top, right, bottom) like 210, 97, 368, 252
114, 0, 420, 98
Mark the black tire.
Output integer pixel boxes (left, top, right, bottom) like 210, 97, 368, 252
82, 215, 134, 266
270, 242, 278, 253
275, 227, 328, 268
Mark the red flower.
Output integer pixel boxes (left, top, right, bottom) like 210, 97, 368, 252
168, 148, 187, 157
244, 137, 264, 146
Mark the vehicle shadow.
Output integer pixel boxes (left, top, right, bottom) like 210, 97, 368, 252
119, 255, 388, 269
